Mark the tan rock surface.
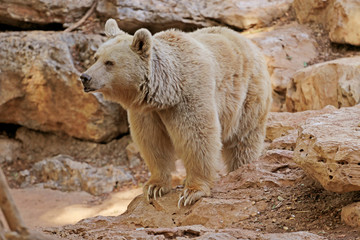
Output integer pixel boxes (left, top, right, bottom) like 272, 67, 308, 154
43, 149, 336, 239
47, 222, 326, 240
341, 202, 360, 227
286, 57, 360, 112
266, 105, 336, 141
97, 0, 294, 33
294, 0, 360, 46
246, 23, 318, 111
0, 32, 128, 142
294, 105, 360, 193
0, 0, 293, 33
0, 0, 93, 29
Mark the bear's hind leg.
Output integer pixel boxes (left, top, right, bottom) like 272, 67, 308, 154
223, 125, 265, 172
128, 110, 176, 201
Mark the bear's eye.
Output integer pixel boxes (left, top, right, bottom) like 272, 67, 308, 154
105, 61, 114, 66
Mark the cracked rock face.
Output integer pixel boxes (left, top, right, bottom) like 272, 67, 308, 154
294, 105, 360, 193
0, 31, 128, 142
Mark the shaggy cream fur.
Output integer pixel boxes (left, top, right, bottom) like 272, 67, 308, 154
81, 19, 272, 206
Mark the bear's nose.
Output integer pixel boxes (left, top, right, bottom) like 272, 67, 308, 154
80, 73, 92, 84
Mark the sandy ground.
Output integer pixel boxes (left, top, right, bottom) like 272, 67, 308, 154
0, 187, 142, 230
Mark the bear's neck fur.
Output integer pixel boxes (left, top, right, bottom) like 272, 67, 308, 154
137, 39, 183, 109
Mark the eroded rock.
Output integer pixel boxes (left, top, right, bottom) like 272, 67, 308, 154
97, 0, 294, 33
294, 105, 360, 193
266, 105, 336, 141
0, 0, 293, 33
0, 0, 93, 29
286, 56, 360, 112
20, 155, 132, 195
294, 0, 360, 46
0, 31, 128, 142
246, 23, 318, 111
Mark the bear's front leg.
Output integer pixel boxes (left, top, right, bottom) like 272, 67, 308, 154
128, 110, 176, 201
159, 103, 222, 207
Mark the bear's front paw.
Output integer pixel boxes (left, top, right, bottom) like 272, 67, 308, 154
177, 187, 210, 208
143, 181, 171, 201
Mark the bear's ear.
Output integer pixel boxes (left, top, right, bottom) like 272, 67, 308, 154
131, 28, 152, 58
104, 18, 124, 37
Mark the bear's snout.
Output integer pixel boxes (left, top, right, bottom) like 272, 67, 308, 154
80, 73, 94, 92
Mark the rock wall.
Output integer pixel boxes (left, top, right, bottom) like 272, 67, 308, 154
0, 31, 128, 142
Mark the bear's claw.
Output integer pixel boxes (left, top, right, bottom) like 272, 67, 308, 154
145, 184, 167, 201
178, 188, 207, 208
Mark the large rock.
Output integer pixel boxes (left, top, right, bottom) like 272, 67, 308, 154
294, 0, 360, 46
294, 105, 360, 193
286, 57, 360, 112
0, 31, 128, 142
98, 0, 294, 33
1, 0, 293, 33
20, 154, 133, 195
266, 105, 336, 141
0, 0, 93, 29
246, 23, 318, 111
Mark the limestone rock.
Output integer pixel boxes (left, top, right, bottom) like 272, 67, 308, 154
20, 155, 132, 195
97, 0, 294, 33
0, 31, 128, 142
266, 105, 336, 141
0, 0, 93, 29
294, 0, 360, 46
294, 105, 360, 193
286, 57, 360, 112
246, 23, 318, 111
341, 202, 360, 227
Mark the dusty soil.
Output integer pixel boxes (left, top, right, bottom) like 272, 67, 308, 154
221, 177, 360, 240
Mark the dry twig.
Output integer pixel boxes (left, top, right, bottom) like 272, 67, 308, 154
64, 0, 98, 32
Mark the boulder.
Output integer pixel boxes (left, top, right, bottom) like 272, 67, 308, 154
0, 31, 128, 142
286, 57, 360, 112
20, 154, 133, 195
341, 202, 360, 227
294, 0, 360, 46
294, 105, 360, 193
1, 0, 293, 33
0, 0, 93, 29
266, 105, 336, 141
246, 23, 318, 111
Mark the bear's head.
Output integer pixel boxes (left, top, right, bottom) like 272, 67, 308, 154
81, 19, 182, 110
80, 19, 154, 109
